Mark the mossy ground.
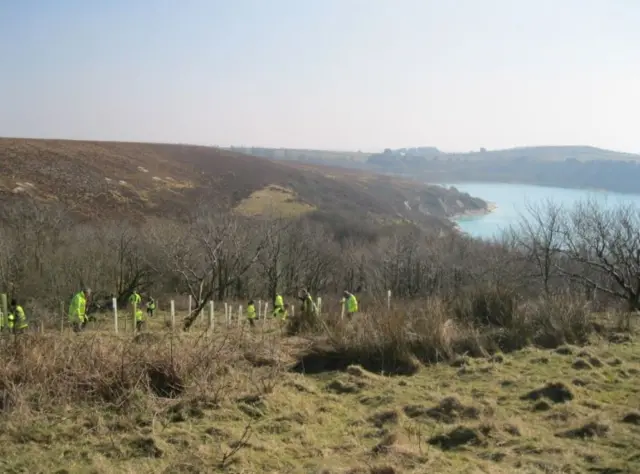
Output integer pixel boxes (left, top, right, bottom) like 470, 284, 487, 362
0, 316, 637, 474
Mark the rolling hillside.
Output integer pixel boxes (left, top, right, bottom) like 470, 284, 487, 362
0, 138, 489, 231
234, 145, 640, 194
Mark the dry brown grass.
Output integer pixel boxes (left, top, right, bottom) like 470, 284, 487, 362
292, 294, 597, 378
0, 300, 636, 473
0, 289, 636, 473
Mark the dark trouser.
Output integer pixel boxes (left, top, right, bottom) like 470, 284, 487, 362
136, 321, 145, 332
72, 322, 85, 333
147, 309, 154, 317
248, 318, 255, 327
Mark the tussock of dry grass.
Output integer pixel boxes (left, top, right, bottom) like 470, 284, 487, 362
293, 293, 595, 377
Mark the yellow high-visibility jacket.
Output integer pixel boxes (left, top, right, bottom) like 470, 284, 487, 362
8, 305, 27, 331
247, 304, 256, 320
274, 294, 284, 308
129, 292, 141, 306
341, 294, 358, 313
68, 291, 86, 323
15, 305, 27, 329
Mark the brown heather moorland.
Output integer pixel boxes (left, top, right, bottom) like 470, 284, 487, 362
0, 138, 487, 228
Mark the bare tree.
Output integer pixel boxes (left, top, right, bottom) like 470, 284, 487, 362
106, 222, 158, 305
0, 198, 69, 300
290, 220, 339, 294
510, 199, 564, 296
554, 199, 640, 310
151, 209, 264, 330
255, 218, 293, 302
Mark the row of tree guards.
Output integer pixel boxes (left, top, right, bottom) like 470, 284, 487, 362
0, 291, 393, 334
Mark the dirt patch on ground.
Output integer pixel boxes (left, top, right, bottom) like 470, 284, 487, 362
147, 363, 184, 398
555, 345, 575, 355
403, 396, 480, 423
520, 382, 574, 404
622, 412, 640, 425
556, 421, 610, 439
129, 437, 164, 458
291, 344, 421, 376
572, 358, 593, 370
368, 410, 400, 428
428, 425, 487, 450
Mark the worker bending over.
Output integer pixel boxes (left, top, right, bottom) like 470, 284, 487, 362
8, 299, 28, 334
272, 293, 288, 320
146, 297, 156, 318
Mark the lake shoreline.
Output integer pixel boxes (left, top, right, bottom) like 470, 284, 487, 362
444, 181, 640, 240
451, 201, 498, 220
450, 202, 497, 234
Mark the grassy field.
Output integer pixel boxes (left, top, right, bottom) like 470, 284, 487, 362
234, 185, 316, 218
0, 307, 637, 474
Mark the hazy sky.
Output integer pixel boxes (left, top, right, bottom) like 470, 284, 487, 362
1, 0, 639, 153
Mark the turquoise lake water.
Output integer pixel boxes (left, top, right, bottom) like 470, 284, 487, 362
436, 182, 640, 241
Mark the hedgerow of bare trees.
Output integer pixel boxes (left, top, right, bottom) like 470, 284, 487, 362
1, 196, 639, 331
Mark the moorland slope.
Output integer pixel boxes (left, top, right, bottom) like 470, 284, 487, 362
0, 138, 488, 231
